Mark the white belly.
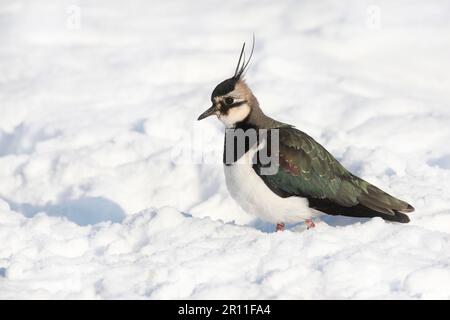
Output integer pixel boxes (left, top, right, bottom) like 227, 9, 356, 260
223, 147, 317, 224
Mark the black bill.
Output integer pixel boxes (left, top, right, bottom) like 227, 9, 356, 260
197, 105, 217, 120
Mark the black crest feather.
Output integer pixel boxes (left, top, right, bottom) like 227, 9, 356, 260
211, 35, 256, 100
233, 34, 255, 80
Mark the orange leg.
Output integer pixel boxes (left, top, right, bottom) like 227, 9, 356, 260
276, 223, 285, 232
305, 219, 315, 229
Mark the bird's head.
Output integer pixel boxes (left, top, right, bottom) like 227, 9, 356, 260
198, 38, 257, 128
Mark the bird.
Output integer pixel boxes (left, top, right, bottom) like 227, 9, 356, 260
197, 38, 414, 232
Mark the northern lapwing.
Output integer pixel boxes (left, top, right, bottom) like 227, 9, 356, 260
197, 39, 414, 232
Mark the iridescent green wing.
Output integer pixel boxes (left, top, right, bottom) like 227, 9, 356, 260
256, 127, 360, 206
255, 127, 412, 216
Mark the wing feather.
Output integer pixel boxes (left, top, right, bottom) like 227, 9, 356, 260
255, 127, 413, 219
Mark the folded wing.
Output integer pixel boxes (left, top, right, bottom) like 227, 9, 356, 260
254, 127, 414, 223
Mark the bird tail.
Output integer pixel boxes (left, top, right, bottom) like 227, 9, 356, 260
358, 183, 414, 223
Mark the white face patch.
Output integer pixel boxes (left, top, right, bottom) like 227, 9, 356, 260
218, 103, 251, 128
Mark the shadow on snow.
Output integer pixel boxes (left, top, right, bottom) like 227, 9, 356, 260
7, 196, 126, 226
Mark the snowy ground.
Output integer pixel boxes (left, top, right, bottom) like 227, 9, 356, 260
1, 0, 450, 299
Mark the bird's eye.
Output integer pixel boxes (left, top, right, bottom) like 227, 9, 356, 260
224, 97, 234, 105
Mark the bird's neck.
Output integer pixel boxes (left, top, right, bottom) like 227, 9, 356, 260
235, 96, 288, 129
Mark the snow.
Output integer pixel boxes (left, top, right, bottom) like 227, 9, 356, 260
1, 0, 450, 299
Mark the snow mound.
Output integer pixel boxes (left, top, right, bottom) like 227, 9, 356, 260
1, 206, 449, 299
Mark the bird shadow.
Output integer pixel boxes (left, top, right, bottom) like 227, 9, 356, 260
7, 196, 126, 226
247, 219, 275, 233
249, 215, 371, 233
248, 219, 307, 233
319, 215, 371, 227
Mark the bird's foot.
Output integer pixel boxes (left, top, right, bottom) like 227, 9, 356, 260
305, 219, 315, 229
275, 223, 285, 232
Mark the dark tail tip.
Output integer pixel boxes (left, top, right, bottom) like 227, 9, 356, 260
404, 204, 415, 213
394, 211, 410, 223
